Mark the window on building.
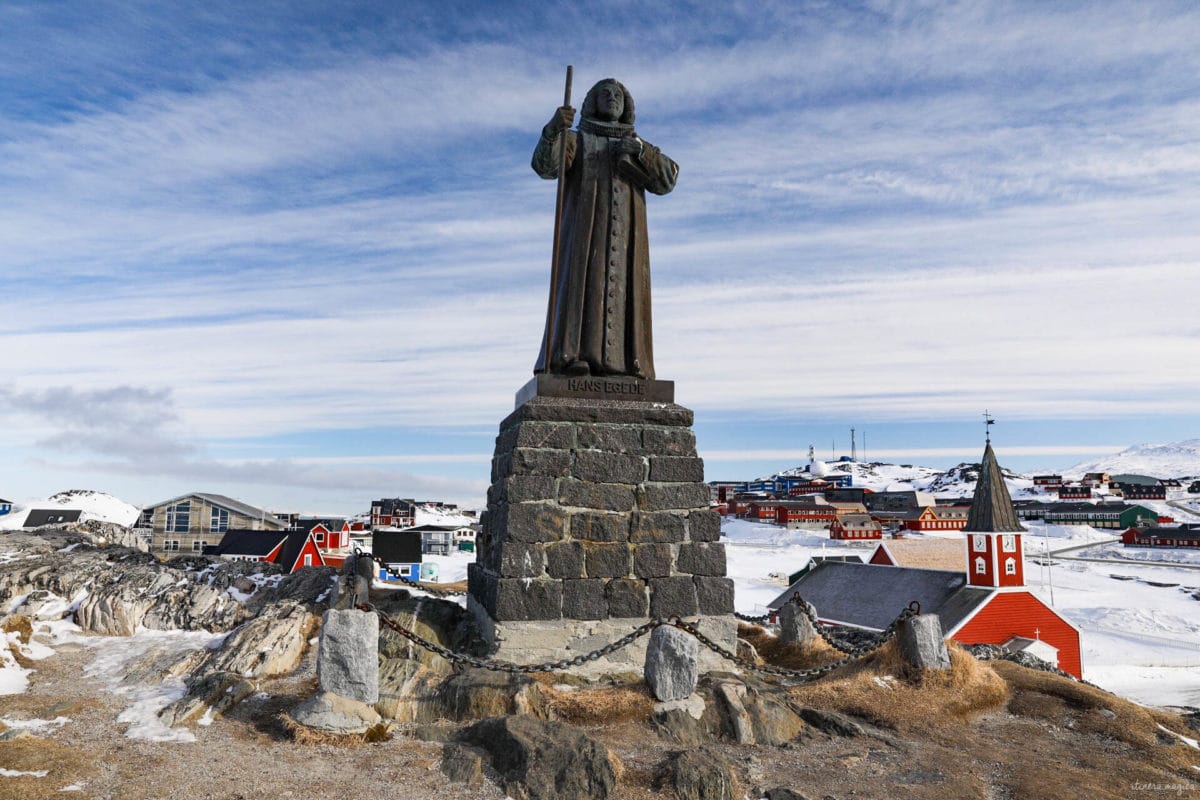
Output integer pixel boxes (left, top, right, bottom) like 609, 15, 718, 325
314, 531, 324, 543
303, 554, 313, 567
191, 540, 208, 552
165, 502, 191, 533
974, 556, 986, 574
1001, 534, 1016, 552
1005, 557, 1017, 575
210, 506, 229, 533
163, 540, 180, 552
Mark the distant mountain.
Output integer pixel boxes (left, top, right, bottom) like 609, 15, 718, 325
1066, 439, 1200, 480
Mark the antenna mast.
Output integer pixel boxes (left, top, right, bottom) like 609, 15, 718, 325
850, 428, 856, 461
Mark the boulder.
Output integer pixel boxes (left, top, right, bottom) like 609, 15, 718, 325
439, 668, 548, 721
798, 706, 864, 737
779, 600, 816, 646
376, 660, 445, 723
897, 614, 951, 671
159, 670, 256, 727
290, 690, 381, 735
441, 742, 487, 785
317, 608, 379, 704
200, 601, 316, 678
460, 715, 620, 800
655, 746, 739, 800
644, 625, 699, 702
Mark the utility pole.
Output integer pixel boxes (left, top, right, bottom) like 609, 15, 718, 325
850, 428, 856, 461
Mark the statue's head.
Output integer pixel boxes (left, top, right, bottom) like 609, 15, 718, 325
582, 79, 635, 125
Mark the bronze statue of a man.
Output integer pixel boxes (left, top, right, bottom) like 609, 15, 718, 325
532, 78, 679, 379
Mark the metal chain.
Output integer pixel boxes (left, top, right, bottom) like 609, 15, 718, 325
794, 594, 919, 656
358, 598, 917, 682
734, 611, 770, 624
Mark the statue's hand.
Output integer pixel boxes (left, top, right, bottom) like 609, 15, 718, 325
546, 105, 575, 134
612, 136, 643, 156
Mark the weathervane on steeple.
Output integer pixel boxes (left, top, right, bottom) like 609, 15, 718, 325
983, 410, 995, 444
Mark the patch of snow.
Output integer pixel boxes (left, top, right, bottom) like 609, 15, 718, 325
1, 767, 49, 777
0, 716, 70, 734
83, 628, 224, 743
0, 633, 32, 695
1157, 723, 1200, 750
59, 784, 85, 792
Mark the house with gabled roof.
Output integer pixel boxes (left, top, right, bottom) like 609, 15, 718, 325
22, 508, 83, 528
143, 493, 286, 557
204, 528, 326, 573
771, 438, 1083, 679
371, 530, 423, 581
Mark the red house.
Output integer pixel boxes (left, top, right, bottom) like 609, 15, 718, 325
1122, 526, 1200, 548
903, 504, 971, 532
770, 439, 1083, 679
204, 528, 326, 574
829, 514, 883, 540
1058, 484, 1092, 500
1033, 475, 1063, 490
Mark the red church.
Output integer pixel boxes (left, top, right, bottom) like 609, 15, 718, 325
770, 438, 1083, 679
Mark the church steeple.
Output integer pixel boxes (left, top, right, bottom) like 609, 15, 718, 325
962, 426, 1027, 588
963, 440, 1024, 533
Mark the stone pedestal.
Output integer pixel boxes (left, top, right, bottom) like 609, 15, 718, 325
467, 388, 736, 677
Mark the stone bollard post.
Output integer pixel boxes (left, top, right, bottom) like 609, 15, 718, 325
897, 614, 951, 671
645, 626, 700, 701
291, 606, 383, 734
332, 553, 375, 610
317, 608, 381, 704
779, 599, 816, 646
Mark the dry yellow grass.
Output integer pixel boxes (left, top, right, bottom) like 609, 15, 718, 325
280, 714, 394, 746
0, 737, 97, 800
788, 641, 1009, 731
737, 623, 844, 671
994, 660, 1200, 770
2, 614, 33, 644
540, 683, 655, 726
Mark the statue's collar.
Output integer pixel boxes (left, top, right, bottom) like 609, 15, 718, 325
579, 117, 636, 137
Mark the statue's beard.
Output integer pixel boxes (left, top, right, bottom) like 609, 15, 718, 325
579, 117, 636, 137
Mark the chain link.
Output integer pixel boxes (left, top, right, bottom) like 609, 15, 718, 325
358, 596, 917, 682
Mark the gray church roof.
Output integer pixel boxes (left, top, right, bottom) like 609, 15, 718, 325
962, 441, 1024, 533
768, 561, 992, 633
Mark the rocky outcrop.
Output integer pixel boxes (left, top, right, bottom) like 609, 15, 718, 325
459, 715, 620, 800
198, 601, 316, 678
159, 670, 257, 727
654, 747, 740, 800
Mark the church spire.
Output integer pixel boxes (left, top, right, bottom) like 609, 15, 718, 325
963, 437, 1024, 533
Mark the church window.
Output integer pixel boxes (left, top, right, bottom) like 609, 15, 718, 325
1005, 557, 1017, 575
974, 556, 986, 574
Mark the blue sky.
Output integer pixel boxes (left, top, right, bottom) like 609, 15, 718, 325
1, 1, 1198, 513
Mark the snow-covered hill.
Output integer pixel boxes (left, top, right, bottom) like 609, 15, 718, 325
1067, 440, 1200, 480
0, 489, 141, 530
773, 459, 1034, 499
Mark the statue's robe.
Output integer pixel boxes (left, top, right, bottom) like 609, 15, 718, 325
532, 118, 678, 379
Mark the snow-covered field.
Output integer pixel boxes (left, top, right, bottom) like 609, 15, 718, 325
723, 516, 1200, 708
